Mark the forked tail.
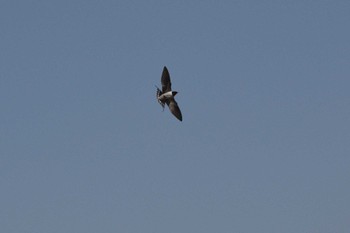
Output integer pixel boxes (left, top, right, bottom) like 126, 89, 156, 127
155, 85, 165, 111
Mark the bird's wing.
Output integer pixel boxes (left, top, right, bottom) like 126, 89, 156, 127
168, 99, 182, 121
161, 66, 172, 93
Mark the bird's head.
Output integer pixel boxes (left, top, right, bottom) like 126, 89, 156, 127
172, 91, 178, 96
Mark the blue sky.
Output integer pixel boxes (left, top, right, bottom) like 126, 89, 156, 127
1, 1, 349, 232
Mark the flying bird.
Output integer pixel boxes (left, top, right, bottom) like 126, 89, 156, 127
156, 66, 183, 121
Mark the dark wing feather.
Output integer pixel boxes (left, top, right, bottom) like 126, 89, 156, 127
161, 66, 172, 93
168, 99, 182, 121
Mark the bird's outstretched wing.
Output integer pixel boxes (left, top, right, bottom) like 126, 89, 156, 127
161, 66, 172, 93
168, 99, 182, 121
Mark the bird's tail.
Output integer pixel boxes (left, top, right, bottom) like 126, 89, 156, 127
155, 85, 162, 95
155, 85, 165, 111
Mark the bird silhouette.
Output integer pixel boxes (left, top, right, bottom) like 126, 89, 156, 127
156, 66, 182, 121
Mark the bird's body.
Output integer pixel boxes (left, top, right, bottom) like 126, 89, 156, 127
158, 91, 176, 100
156, 66, 182, 121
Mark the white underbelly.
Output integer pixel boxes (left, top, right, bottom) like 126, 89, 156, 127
162, 91, 173, 98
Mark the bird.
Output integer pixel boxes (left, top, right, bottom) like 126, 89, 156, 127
156, 66, 183, 121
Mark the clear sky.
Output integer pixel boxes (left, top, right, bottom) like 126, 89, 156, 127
1, 1, 349, 232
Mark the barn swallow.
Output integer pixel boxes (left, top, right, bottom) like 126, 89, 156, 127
156, 66, 183, 121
